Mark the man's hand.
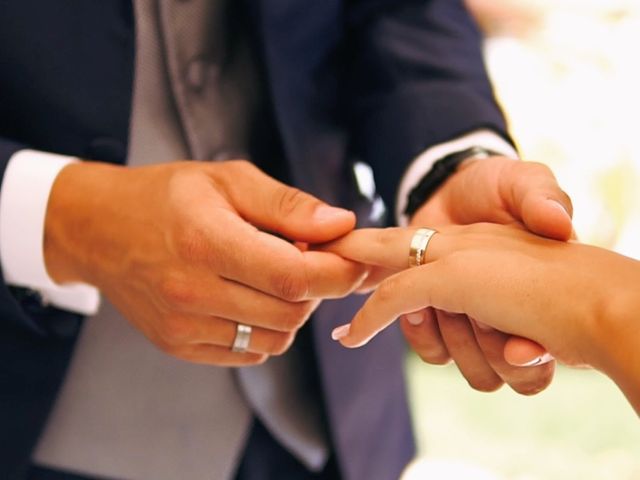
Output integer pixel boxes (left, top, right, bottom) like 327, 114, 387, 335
44, 160, 368, 366
413, 156, 573, 240
405, 156, 573, 394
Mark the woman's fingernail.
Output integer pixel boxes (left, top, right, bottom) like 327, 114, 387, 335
520, 357, 543, 367
520, 353, 555, 367
405, 312, 424, 326
538, 353, 555, 364
331, 324, 351, 341
314, 205, 354, 222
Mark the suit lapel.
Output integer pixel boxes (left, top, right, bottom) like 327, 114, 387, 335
250, 0, 347, 204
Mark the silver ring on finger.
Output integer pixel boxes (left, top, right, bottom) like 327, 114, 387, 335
231, 323, 252, 353
408, 228, 438, 268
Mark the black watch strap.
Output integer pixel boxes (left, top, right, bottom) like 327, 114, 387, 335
404, 146, 501, 217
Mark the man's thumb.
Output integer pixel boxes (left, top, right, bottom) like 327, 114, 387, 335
522, 194, 573, 241
502, 161, 574, 241
218, 161, 356, 242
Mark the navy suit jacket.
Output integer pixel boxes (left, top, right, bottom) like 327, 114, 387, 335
0, 1, 508, 478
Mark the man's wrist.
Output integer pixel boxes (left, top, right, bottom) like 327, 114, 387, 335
44, 161, 123, 287
403, 146, 502, 218
395, 129, 518, 226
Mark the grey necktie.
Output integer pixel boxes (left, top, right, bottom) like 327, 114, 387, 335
33, 0, 328, 478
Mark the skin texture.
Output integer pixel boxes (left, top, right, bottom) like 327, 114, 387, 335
324, 223, 640, 415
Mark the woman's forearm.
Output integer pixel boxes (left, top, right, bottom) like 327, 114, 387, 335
608, 332, 640, 416
588, 260, 640, 415
599, 270, 640, 415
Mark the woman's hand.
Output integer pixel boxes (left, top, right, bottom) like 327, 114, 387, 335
323, 224, 639, 372
44, 160, 367, 366
396, 156, 574, 394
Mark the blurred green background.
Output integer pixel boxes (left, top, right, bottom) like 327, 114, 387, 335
403, 1, 640, 478
405, 357, 640, 480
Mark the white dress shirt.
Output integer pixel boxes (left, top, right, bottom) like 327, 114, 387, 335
0, 150, 100, 314
0, 130, 516, 314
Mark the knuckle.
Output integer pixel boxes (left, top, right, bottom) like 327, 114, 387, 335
212, 160, 261, 192
174, 225, 209, 262
375, 279, 398, 305
174, 225, 227, 270
281, 302, 313, 331
158, 315, 194, 344
158, 276, 196, 309
228, 159, 256, 173
224, 160, 263, 182
402, 322, 452, 365
166, 168, 195, 195
217, 159, 255, 178
154, 336, 180, 356
274, 186, 310, 218
268, 332, 296, 355
250, 354, 269, 365
273, 269, 309, 302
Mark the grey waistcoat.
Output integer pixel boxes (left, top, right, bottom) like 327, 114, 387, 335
32, 1, 327, 478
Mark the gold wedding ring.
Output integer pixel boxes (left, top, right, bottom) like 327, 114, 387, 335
408, 228, 437, 268
232, 323, 252, 353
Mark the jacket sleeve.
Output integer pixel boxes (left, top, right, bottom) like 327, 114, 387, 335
345, 0, 512, 213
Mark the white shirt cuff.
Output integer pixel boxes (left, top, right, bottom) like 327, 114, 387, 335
395, 129, 519, 226
0, 150, 100, 315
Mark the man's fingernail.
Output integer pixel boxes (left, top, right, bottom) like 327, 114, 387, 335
405, 312, 424, 326
520, 352, 554, 367
313, 205, 353, 222
548, 200, 571, 221
331, 324, 351, 341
